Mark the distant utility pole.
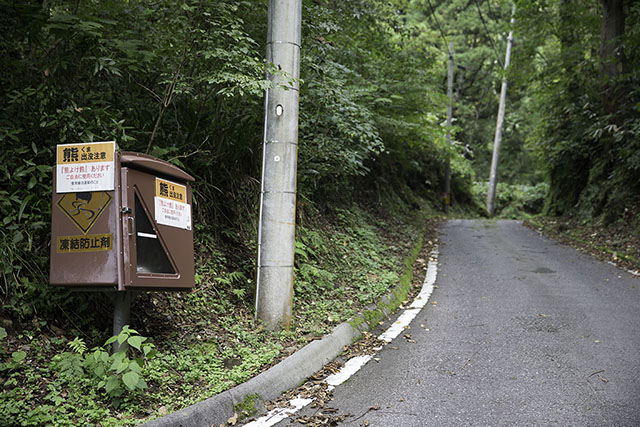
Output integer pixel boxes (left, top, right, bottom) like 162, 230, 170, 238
255, 0, 302, 330
443, 42, 454, 214
487, 5, 516, 217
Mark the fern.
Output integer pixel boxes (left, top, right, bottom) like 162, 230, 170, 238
68, 337, 87, 355
53, 352, 84, 379
214, 271, 247, 287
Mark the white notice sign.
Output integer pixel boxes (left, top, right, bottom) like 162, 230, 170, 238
154, 178, 191, 230
155, 197, 191, 230
56, 141, 115, 193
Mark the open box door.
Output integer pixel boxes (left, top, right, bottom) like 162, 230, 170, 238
120, 162, 194, 290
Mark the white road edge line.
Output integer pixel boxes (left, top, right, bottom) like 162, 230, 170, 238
244, 398, 313, 427
606, 261, 640, 277
377, 309, 421, 343
245, 247, 439, 426
325, 355, 374, 389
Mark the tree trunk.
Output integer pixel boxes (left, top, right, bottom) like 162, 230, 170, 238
599, 0, 625, 81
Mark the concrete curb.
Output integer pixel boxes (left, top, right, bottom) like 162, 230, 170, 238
142, 323, 361, 427
143, 232, 425, 427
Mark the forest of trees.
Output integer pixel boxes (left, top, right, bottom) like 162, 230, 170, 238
2, 0, 639, 322
1, 0, 638, 325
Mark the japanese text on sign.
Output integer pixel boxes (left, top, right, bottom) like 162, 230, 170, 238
155, 178, 186, 202
56, 141, 115, 193
56, 233, 113, 253
154, 178, 191, 230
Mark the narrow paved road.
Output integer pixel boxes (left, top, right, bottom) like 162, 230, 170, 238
280, 219, 640, 426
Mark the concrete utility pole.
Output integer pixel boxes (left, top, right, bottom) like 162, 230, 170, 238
256, 0, 302, 330
443, 42, 454, 214
487, 5, 516, 217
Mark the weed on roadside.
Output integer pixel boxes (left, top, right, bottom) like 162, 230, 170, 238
0, 205, 432, 425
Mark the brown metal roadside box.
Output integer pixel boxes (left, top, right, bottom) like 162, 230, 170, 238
50, 146, 195, 291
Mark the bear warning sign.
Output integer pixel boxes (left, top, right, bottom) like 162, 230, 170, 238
56, 141, 115, 193
154, 177, 191, 230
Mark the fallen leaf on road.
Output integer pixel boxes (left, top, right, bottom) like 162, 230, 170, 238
227, 412, 237, 425
403, 334, 416, 343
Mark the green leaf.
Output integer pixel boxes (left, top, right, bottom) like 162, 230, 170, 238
18, 195, 33, 221
105, 375, 119, 393
27, 176, 37, 190
127, 335, 145, 351
13, 231, 24, 244
104, 336, 117, 346
116, 360, 129, 374
110, 352, 126, 370
94, 365, 105, 377
117, 333, 128, 345
128, 360, 142, 373
0, 327, 6, 340
122, 371, 139, 391
12, 351, 26, 361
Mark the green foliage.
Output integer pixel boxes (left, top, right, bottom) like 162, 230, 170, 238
1, 324, 114, 426
405, 0, 537, 189
473, 181, 549, 218
0, 0, 266, 319
296, 0, 473, 204
67, 336, 87, 355
0, 0, 483, 323
291, 206, 417, 336
50, 325, 156, 406
518, 0, 640, 222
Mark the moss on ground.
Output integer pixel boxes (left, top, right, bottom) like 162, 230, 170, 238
348, 230, 425, 337
233, 393, 261, 420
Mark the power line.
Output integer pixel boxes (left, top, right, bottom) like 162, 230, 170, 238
425, 0, 449, 48
473, 0, 504, 68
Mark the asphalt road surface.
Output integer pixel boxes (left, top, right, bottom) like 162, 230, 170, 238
278, 219, 640, 426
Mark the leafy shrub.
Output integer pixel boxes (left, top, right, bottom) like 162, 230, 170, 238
51, 326, 157, 406
473, 181, 549, 218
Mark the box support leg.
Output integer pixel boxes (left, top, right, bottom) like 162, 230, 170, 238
112, 291, 132, 352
